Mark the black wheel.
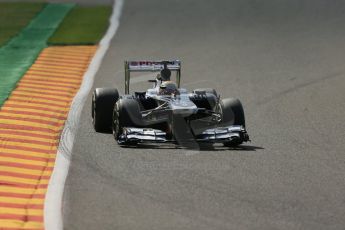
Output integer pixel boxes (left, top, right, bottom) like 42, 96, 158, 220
191, 88, 218, 111
193, 88, 218, 97
221, 98, 246, 146
92, 88, 119, 133
112, 98, 142, 141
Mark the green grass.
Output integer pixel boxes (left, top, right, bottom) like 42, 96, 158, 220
48, 6, 112, 45
0, 2, 46, 47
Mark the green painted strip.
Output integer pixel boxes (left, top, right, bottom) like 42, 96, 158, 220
48, 6, 112, 45
0, 3, 75, 107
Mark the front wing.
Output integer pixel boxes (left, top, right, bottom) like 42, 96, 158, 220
117, 125, 249, 145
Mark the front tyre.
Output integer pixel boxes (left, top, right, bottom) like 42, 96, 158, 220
112, 98, 142, 142
221, 98, 246, 146
92, 88, 119, 133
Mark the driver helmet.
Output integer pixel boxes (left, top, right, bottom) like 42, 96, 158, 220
159, 81, 179, 95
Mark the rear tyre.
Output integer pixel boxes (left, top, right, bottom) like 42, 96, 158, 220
193, 88, 218, 97
221, 98, 246, 147
112, 98, 142, 141
191, 88, 218, 111
92, 88, 119, 133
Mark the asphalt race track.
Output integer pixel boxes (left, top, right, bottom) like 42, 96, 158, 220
0, 0, 112, 4
63, 0, 345, 229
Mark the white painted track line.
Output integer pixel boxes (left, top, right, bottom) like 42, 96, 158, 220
44, 0, 124, 229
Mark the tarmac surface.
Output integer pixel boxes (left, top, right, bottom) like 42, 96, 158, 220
0, 0, 112, 5
62, 0, 345, 229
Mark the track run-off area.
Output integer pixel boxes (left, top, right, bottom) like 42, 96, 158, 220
0, 46, 96, 229
0, 2, 109, 229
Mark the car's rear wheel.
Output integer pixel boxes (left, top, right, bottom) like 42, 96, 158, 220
193, 88, 218, 97
221, 98, 246, 146
92, 88, 119, 133
191, 88, 218, 111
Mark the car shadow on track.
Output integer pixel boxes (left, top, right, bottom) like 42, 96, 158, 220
121, 144, 264, 152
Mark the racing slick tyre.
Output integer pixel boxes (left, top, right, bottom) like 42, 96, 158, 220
221, 98, 246, 147
92, 88, 119, 133
191, 88, 218, 110
112, 98, 142, 143
193, 88, 218, 97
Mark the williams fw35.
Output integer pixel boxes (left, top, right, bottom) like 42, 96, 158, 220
92, 60, 249, 147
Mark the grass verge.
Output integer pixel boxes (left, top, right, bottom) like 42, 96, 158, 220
0, 2, 46, 47
48, 5, 112, 45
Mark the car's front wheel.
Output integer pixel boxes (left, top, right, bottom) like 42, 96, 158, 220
112, 98, 142, 142
221, 98, 246, 147
92, 88, 119, 133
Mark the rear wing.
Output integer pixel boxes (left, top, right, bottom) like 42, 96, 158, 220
124, 60, 181, 94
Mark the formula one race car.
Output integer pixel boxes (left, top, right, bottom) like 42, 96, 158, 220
92, 60, 249, 147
